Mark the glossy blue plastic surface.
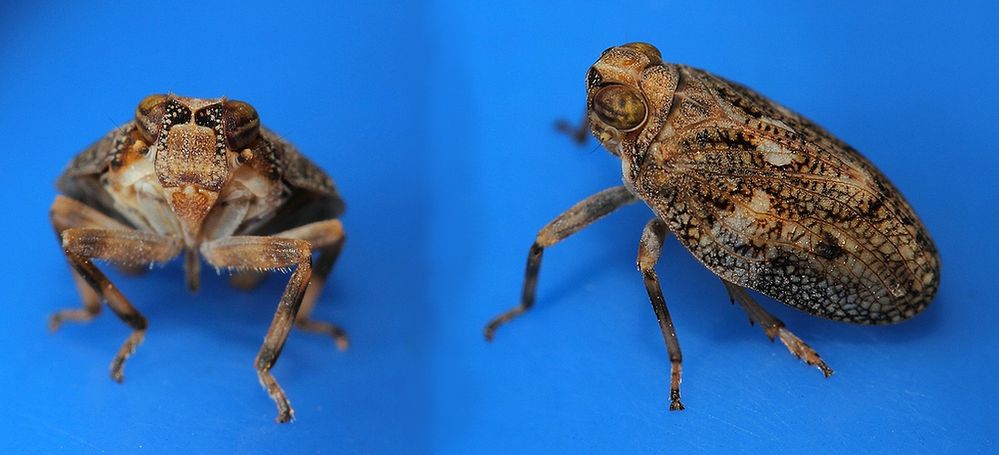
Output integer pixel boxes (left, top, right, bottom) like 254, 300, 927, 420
1, 1, 996, 453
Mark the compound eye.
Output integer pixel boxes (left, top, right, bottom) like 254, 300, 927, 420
591, 85, 647, 132
135, 94, 167, 142
223, 99, 260, 150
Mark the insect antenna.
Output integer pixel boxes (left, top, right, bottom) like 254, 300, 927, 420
104, 112, 122, 130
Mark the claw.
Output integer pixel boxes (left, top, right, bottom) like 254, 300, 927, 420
109, 329, 145, 384
776, 327, 834, 377
668, 361, 685, 411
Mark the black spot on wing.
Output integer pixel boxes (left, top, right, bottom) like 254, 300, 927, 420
816, 231, 845, 260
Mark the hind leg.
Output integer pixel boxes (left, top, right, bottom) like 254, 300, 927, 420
722, 280, 833, 377
268, 219, 348, 350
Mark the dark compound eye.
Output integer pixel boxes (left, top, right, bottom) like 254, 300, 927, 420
135, 94, 167, 142
223, 99, 260, 150
591, 85, 647, 132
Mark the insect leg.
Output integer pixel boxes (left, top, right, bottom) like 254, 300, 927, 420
272, 219, 348, 350
49, 195, 134, 329
721, 280, 833, 377
61, 227, 181, 382
554, 109, 591, 145
484, 186, 637, 340
201, 235, 314, 423
638, 218, 684, 411
51, 271, 103, 330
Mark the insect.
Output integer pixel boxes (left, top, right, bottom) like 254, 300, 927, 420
484, 43, 940, 410
50, 94, 347, 423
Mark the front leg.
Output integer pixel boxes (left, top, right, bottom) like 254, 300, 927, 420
49, 195, 135, 329
60, 226, 181, 382
484, 186, 637, 340
201, 235, 314, 423
637, 218, 684, 411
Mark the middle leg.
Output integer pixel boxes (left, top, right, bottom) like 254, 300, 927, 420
637, 218, 685, 411
60, 227, 181, 381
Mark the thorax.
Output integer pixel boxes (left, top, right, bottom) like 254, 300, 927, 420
103, 148, 286, 245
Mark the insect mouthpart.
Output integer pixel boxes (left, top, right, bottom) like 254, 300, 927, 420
166, 184, 220, 246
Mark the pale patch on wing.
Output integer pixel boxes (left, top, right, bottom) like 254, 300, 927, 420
748, 189, 771, 213
723, 206, 754, 232
757, 139, 796, 167
724, 189, 772, 233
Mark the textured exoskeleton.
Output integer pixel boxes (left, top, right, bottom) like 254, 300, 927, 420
51, 94, 347, 423
486, 43, 940, 411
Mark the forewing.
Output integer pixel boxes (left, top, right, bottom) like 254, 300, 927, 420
248, 129, 346, 235
643, 68, 939, 324
55, 122, 137, 224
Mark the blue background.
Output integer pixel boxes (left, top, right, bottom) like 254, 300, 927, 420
1, 1, 996, 453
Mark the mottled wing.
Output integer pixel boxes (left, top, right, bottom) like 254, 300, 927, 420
248, 129, 345, 235
642, 66, 939, 324
55, 122, 137, 225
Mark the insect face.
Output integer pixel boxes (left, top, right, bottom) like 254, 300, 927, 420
54, 94, 347, 422
133, 95, 261, 243
586, 43, 677, 163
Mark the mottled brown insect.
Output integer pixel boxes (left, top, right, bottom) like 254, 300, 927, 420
50, 94, 347, 423
485, 43, 940, 410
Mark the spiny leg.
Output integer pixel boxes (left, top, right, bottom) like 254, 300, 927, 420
61, 227, 181, 382
274, 220, 348, 350
484, 186, 637, 340
721, 280, 833, 377
638, 218, 684, 411
202, 235, 314, 423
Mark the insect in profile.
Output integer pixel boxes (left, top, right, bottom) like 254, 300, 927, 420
50, 94, 347, 423
484, 43, 940, 410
